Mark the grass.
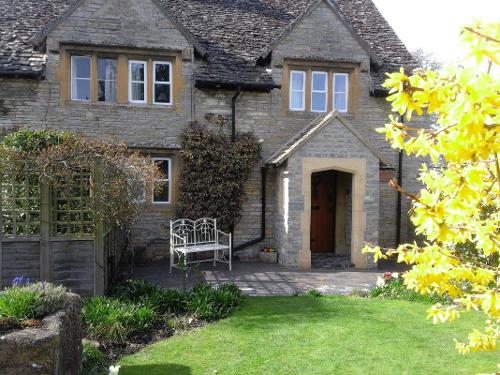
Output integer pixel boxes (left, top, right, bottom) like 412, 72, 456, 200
119, 296, 498, 375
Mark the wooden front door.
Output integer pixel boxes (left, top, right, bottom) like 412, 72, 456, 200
310, 171, 336, 253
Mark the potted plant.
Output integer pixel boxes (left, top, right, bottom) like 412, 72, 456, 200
259, 246, 278, 263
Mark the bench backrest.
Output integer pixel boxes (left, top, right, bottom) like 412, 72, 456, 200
170, 218, 217, 245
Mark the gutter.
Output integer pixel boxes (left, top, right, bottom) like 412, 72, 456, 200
0, 70, 43, 79
196, 79, 280, 92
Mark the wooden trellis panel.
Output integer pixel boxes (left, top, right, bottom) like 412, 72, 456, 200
0, 160, 126, 294
51, 171, 94, 237
0, 171, 41, 238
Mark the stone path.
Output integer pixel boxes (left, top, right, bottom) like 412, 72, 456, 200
130, 260, 384, 296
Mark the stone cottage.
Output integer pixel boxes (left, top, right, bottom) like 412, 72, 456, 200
0, 0, 422, 270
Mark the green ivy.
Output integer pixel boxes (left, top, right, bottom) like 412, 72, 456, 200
176, 124, 260, 231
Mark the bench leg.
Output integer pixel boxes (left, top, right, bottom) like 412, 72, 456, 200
170, 249, 173, 273
213, 249, 217, 267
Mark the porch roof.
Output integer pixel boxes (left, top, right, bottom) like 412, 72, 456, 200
265, 111, 390, 167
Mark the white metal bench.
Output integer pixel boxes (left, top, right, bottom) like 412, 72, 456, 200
170, 218, 232, 272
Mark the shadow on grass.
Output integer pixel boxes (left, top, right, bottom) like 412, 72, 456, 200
121, 363, 191, 375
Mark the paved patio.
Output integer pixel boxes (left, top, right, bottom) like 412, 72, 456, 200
131, 260, 384, 296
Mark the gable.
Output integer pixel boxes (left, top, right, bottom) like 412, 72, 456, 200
273, 0, 372, 67
267, 112, 388, 167
47, 0, 191, 52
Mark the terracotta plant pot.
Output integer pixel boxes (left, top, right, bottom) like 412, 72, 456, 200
259, 251, 278, 263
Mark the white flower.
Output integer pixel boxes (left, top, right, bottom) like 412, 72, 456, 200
392, 272, 400, 279
376, 276, 385, 287
109, 365, 121, 375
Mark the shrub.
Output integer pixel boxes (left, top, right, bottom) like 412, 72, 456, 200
0, 287, 39, 321
306, 289, 323, 297
111, 279, 187, 315
82, 297, 157, 343
368, 276, 448, 304
81, 342, 106, 375
186, 283, 243, 321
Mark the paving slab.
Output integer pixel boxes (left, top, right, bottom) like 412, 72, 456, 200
130, 260, 383, 296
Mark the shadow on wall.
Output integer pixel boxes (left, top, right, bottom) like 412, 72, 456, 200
120, 364, 192, 375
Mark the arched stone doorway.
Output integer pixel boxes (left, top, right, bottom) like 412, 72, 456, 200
299, 158, 368, 269
310, 170, 352, 268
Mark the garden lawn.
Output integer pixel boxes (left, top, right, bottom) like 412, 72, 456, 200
119, 296, 498, 375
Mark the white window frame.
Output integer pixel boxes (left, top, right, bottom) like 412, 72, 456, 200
128, 60, 147, 104
289, 70, 306, 111
153, 61, 173, 106
310, 71, 328, 113
152, 157, 172, 204
333, 73, 349, 113
71, 55, 91, 102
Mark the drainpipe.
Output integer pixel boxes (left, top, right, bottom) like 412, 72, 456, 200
231, 87, 241, 142
229, 87, 267, 252
395, 115, 404, 246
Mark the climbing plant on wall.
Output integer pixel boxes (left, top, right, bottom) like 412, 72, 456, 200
176, 123, 261, 231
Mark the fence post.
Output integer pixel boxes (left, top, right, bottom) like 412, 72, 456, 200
93, 157, 105, 296
40, 176, 51, 282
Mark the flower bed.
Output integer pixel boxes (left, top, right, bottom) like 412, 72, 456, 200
81, 280, 243, 374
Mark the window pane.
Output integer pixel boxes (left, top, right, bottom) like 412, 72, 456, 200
155, 159, 170, 178
312, 73, 326, 91
291, 91, 303, 109
98, 80, 116, 102
154, 84, 171, 104
291, 72, 304, 90
131, 82, 144, 101
72, 79, 90, 100
334, 74, 347, 93
155, 63, 170, 82
73, 56, 90, 78
334, 92, 347, 111
153, 181, 170, 202
312, 92, 327, 112
98, 58, 116, 81
130, 63, 145, 81
98, 58, 117, 102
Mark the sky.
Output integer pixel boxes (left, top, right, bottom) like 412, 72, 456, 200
371, 0, 500, 64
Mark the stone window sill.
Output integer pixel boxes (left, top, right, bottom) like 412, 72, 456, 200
65, 101, 178, 111
286, 110, 354, 120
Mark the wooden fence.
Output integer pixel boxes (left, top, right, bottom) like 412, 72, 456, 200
0, 165, 126, 296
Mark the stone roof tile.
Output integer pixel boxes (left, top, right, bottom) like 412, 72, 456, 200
0, 0, 415, 91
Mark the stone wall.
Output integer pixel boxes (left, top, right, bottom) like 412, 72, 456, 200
0, 293, 82, 375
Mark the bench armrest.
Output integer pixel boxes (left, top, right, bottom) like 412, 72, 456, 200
171, 233, 186, 247
217, 230, 231, 238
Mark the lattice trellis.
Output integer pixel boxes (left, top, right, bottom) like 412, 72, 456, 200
51, 171, 94, 237
0, 169, 96, 238
1, 172, 41, 237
